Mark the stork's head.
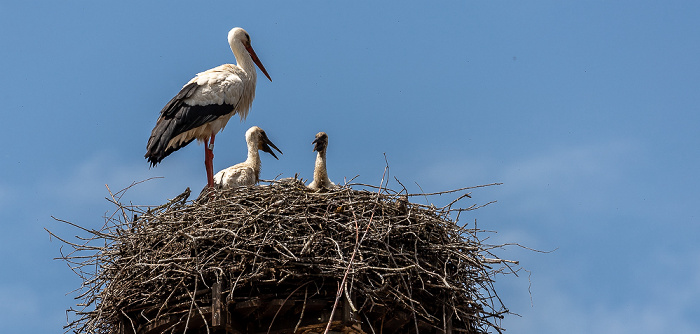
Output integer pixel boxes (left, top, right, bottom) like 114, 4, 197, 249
228, 27, 272, 82
246, 126, 282, 159
312, 132, 329, 153
228, 27, 249, 47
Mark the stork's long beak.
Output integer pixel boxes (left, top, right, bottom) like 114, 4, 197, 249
246, 44, 272, 82
312, 137, 323, 152
260, 132, 282, 160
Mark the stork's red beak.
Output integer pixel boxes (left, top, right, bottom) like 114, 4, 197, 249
246, 45, 272, 82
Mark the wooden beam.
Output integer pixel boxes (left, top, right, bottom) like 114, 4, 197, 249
441, 305, 453, 334
118, 314, 136, 334
212, 281, 225, 327
261, 299, 295, 318
233, 298, 261, 317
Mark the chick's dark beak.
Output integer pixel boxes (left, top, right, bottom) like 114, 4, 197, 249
260, 132, 282, 160
312, 134, 328, 152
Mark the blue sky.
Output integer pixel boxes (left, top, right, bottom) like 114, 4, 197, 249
1, 1, 699, 333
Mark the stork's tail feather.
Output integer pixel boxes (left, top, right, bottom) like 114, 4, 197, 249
145, 120, 195, 167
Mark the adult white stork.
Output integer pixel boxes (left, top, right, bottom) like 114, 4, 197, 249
213, 126, 282, 189
307, 132, 336, 191
145, 27, 272, 188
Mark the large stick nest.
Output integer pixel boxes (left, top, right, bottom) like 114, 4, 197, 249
51, 178, 516, 334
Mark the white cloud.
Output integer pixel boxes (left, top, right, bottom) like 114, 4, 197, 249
420, 139, 644, 219
41, 151, 202, 210
500, 140, 642, 210
499, 259, 700, 333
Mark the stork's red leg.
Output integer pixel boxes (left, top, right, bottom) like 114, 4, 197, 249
205, 135, 216, 188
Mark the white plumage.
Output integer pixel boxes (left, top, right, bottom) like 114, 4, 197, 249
307, 132, 336, 191
214, 126, 282, 189
145, 27, 271, 188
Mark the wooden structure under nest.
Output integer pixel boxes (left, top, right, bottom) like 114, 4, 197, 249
122, 278, 365, 334
52, 179, 515, 334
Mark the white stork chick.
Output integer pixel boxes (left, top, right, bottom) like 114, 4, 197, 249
145, 27, 272, 188
213, 126, 282, 189
307, 132, 336, 191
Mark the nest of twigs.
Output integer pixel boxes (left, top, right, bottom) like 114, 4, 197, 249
51, 178, 516, 334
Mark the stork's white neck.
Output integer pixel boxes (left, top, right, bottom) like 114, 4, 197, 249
228, 39, 258, 122
245, 140, 262, 181
230, 42, 257, 80
313, 149, 330, 186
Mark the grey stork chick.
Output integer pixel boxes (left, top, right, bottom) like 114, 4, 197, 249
307, 132, 336, 191
213, 126, 282, 189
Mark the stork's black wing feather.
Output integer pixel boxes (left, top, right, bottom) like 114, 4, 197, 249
145, 82, 236, 166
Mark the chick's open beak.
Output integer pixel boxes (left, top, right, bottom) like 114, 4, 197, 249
260, 132, 282, 160
312, 134, 328, 152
